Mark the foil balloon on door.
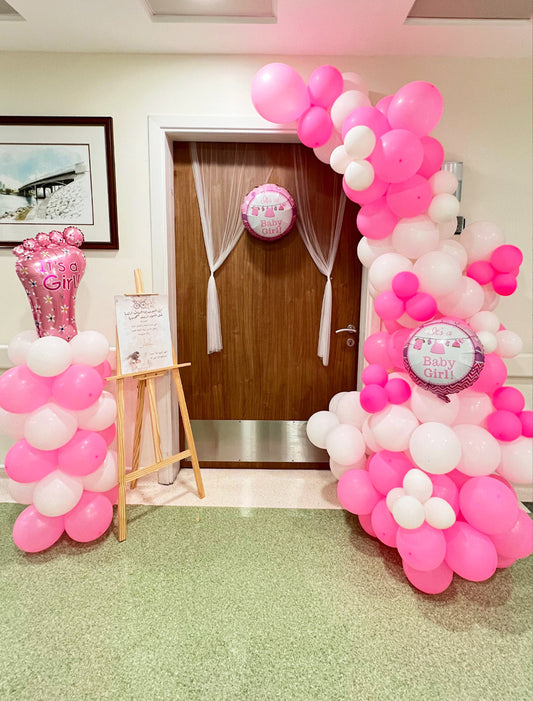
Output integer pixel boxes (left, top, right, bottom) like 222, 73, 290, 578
241, 184, 297, 241
13, 227, 86, 340
403, 319, 485, 402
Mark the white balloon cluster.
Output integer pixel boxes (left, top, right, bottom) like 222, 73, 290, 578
387, 468, 456, 530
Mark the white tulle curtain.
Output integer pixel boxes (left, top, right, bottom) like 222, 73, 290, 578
190, 142, 272, 353
293, 145, 346, 366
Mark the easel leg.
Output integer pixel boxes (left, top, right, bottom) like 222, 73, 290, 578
116, 377, 128, 542
130, 380, 146, 490
146, 377, 164, 466
172, 369, 205, 499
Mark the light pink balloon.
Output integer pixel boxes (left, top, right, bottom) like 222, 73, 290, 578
430, 474, 459, 515
251, 63, 309, 124
57, 429, 108, 476
64, 490, 113, 542
386, 175, 433, 218
367, 450, 412, 494
445, 521, 498, 581
418, 136, 445, 178
4, 440, 58, 483
343, 173, 388, 206
0, 366, 52, 414
471, 353, 507, 395
363, 332, 393, 367
396, 523, 446, 571
497, 436, 532, 484
453, 390, 493, 426
489, 510, 533, 560
341, 105, 390, 141
358, 512, 377, 538
371, 129, 424, 183
297, 106, 333, 148
459, 476, 519, 535
357, 197, 399, 240
12, 505, 64, 553
307, 64, 343, 108
52, 364, 104, 411
371, 498, 399, 546
337, 469, 381, 515
388, 81, 444, 137
403, 559, 453, 594
374, 290, 405, 321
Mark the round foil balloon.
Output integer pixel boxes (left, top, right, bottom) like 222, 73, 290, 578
13, 227, 85, 340
403, 319, 484, 402
241, 184, 296, 241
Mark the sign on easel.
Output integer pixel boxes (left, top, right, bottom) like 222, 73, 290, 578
114, 294, 174, 375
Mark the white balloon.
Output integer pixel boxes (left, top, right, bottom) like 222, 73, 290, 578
76, 391, 117, 431
429, 170, 458, 195
438, 239, 467, 270
330, 90, 371, 132
453, 390, 493, 427
437, 276, 484, 319
428, 194, 460, 223
330, 455, 366, 480
313, 129, 343, 164
83, 450, 118, 492
330, 145, 352, 174
328, 392, 348, 413
438, 219, 458, 240
497, 437, 533, 485
335, 391, 368, 429
477, 330, 497, 354
468, 310, 500, 334
392, 495, 425, 529
369, 405, 419, 452
362, 418, 380, 454
69, 330, 110, 367
325, 424, 366, 466
32, 469, 83, 517
480, 283, 500, 311
386, 487, 405, 512
459, 221, 505, 264
391, 216, 439, 260
8, 478, 36, 504
409, 422, 462, 474
306, 410, 339, 449
410, 386, 460, 425
344, 159, 375, 191
7, 330, 39, 366
403, 468, 433, 503
356, 236, 393, 268
344, 126, 376, 160
413, 251, 463, 298
424, 497, 456, 529
0, 407, 28, 439
495, 330, 523, 358
24, 403, 78, 450
25, 336, 73, 377
342, 72, 369, 95
453, 424, 501, 477
369, 253, 413, 293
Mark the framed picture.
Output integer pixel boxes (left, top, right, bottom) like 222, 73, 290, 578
0, 116, 118, 249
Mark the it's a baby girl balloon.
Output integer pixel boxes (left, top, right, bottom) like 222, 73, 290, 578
13, 227, 86, 341
403, 319, 485, 402
241, 184, 296, 241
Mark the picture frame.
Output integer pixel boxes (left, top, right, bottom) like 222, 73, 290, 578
0, 116, 118, 249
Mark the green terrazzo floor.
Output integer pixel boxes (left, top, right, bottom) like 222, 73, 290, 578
1, 503, 532, 701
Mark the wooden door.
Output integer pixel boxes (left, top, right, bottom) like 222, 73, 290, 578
174, 141, 362, 467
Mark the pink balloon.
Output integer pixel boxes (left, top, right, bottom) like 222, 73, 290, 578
392, 271, 419, 300
363, 332, 393, 367
492, 273, 517, 296
308, 64, 344, 108
387, 328, 412, 370
386, 175, 433, 218
396, 523, 446, 571
94, 360, 112, 379
405, 293, 437, 322
403, 560, 453, 594
5, 440, 57, 483
519, 410, 533, 437
492, 386, 525, 413
489, 510, 533, 560
486, 410, 522, 442
52, 364, 104, 411
471, 353, 507, 396
490, 245, 523, 273
337, 469, 381, 515
102, 485, 119, 505
374, 290, 405, 321
367, 450, 412, 494
466, 261, 495, 285
445, 521, 498, 581
459, 476, 519, 535
418, 136, 445, 178
251, 63, 309, 124
361, 363, 388, 387
343, 174, 388, 206
360, 384, 388, 414
375, 95, 393, 116
358, 512, 377, 538
371, 130, 424, 183
430, 474, 459, 515
297, 106, 333, 148
341, 106, 391, 141
0, 366, 52, 413
64, 490, 113, 542
12, 505, 64, 553
13, 230, 86, 340
58, 430, 108, 476
385, 378, 411, 405
388, 81, 444, 137
96, 422, 117, 446
357, 197, 399, 240
371, 498, 399, 546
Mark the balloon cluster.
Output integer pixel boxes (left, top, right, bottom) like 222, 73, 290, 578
259, 63, 533, 593
0, 230, 118, 553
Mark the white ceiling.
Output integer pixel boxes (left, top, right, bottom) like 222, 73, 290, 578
0, 0, 531, 57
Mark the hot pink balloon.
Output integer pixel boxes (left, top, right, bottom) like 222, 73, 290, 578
357, 197, 399, 240
396, 523, 447, 571
388, 81, 444, 137
368, 450, 412, 494
13, 228, 86, 340
337, 469, 381, 515
418, 136, 445, 178
12, 504, 64, 553
403, 560, 453, 594
493, 386, 525, 413
519, 410, 533, 437
251, 63, 310, 124
58, 430, 108, 476
405, 293, 437, 322
5, 439, 58, 483
343, 174, 388, 206
486, 410, 522, 442
360, 384, 388, 414
490, 244, 523, 273
385, 378, 411, 405
374, 290, 405, 320
392, 272, 419, 300
297, 106, 333, 148
361, 363, 389, 387
466, 260, 495, 285
445, 521, 498, 581
492, 273, 517, 296
386, 175, 433, 218
64, 490, 113, 542
307, 64, 343, 108
52, 364, 104, 411
459, 476, 519, 535
0, 365, 52, 413
371, 130, 424, 183
371, 498, 399, 546
489, 510, 533, 561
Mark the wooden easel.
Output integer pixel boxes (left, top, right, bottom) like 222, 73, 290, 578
108, 269, 205, 541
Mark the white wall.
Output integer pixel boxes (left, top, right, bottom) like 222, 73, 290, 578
1, 52, 531, 463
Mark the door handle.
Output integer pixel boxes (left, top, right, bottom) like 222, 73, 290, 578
335, 324, 357, 334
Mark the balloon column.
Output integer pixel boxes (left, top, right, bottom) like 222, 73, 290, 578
0, 228, 118, 552
252, 63, 533, 593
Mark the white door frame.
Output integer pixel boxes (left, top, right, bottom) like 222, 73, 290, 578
147, 114, 373, 483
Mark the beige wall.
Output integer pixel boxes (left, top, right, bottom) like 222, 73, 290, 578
0, 53, 531, 459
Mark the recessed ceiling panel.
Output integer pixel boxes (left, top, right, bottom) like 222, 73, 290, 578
0, 0, 23, 20
146, 0, 276, 22
407, 0, 532, 21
